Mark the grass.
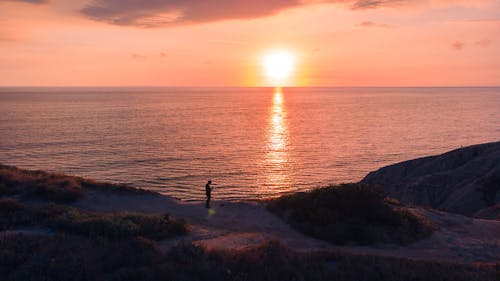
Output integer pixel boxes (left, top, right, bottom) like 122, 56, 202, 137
0, 198, 188, 240
0, 163, 154, 203
0, 235, 162, 281
267, 183, 435, 245
0, 164, 84, 202
0, 164, 493, 280
0, 236, 497, 281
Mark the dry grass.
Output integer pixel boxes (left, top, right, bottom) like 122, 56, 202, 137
0, 164, 153, 203
0, 164, 84, 202
1, 236, 496, 281
267, 183, 435, 245
0, 198, 188, 240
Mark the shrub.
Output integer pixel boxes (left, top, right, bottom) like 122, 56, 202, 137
3, 235, 163, 281
384, 197, 401, 206
162, 239, 497, 281
0, 198, 23, 213
0, 164, 84, 203
0, 236, 497, 281
267, 183, 434, 245
47, 210, 188, 240
0, 164, 154, 204
0, 198, 34, 230
0, 234, 43, 278
0, 199, 188, 240
81, 179, 154, 195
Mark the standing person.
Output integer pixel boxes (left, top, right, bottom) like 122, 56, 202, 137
205, 180, 213, 208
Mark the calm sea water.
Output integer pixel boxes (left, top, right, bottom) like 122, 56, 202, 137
1, 87, 499, 201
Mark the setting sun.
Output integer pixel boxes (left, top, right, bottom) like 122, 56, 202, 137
262, 50, 295, 85
0, 1, 499, 277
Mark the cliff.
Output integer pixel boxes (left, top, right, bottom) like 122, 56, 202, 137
362, 142, 500, 217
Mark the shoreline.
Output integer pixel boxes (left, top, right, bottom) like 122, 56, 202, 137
74, 186, 500, 264
2, 162, 499, 265
1, 140, 500, 269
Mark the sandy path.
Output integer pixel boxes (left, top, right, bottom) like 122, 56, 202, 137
73, 191, 500, 264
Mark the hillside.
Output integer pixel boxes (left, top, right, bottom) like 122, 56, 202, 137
362, 141, 500, 217
2, 163, 499, 266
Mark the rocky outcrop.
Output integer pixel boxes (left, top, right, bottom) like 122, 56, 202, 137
361, 142, 500, 217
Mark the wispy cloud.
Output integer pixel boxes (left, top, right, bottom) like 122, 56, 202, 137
81, 0, 303, 28
450, 39, 493, 50
450, 18, 500, 25
475, 38, 492, 47
0, 0, 48, 4
358, 21, 393, 28
351, 0, 411, 10
451, 41, 464, 50
131, 53, 146, 59
207, 39, 247, 45
131, 52, 172, 59
79, 0, 417, 28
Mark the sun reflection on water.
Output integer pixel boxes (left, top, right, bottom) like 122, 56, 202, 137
263, 87, 290, 193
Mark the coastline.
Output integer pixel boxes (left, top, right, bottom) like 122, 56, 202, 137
1, 161, 499, 264
1, 142, 500, 280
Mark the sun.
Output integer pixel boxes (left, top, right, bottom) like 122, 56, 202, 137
262, 50, 295, 85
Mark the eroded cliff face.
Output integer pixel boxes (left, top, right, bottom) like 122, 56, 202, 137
362, 142, 500, 217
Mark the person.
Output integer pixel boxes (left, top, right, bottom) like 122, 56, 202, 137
205, 180, 213, 208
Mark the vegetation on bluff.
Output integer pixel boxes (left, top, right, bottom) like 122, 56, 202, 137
1, 164, 496, 280
0, 198, 188, 240
267, 183, 435, 245
1, 236, 497, 281
0, 164, 152, 203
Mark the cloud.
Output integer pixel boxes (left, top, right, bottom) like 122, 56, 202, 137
358, 21, 393, 28
81, 0, 303, 28
80, 0, 415, 28
451, 41, 464, 50
450, 39, 493, 50
475, 38, 492, 47
208, 39, 247, 45
131, 52, 170, 59
131, 53, 146, 59
0, 0, 48, 3
351, 0, 411, 9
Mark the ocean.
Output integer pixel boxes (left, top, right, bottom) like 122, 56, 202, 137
1, 87, 499, 201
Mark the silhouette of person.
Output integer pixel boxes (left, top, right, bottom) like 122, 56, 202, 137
205, 180, 213, 208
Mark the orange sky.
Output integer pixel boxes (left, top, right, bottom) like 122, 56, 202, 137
0, 0, 499, 86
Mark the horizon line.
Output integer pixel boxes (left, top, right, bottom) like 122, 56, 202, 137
1, 85, 500, 89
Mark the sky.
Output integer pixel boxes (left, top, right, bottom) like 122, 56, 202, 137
0, 0, 499, 87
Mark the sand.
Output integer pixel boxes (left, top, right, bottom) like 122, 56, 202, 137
71, 189, 500, 264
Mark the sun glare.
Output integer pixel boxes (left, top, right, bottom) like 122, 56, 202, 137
263, 50, 295, 85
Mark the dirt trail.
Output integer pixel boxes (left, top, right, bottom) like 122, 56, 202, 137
73, 190, 500, 264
